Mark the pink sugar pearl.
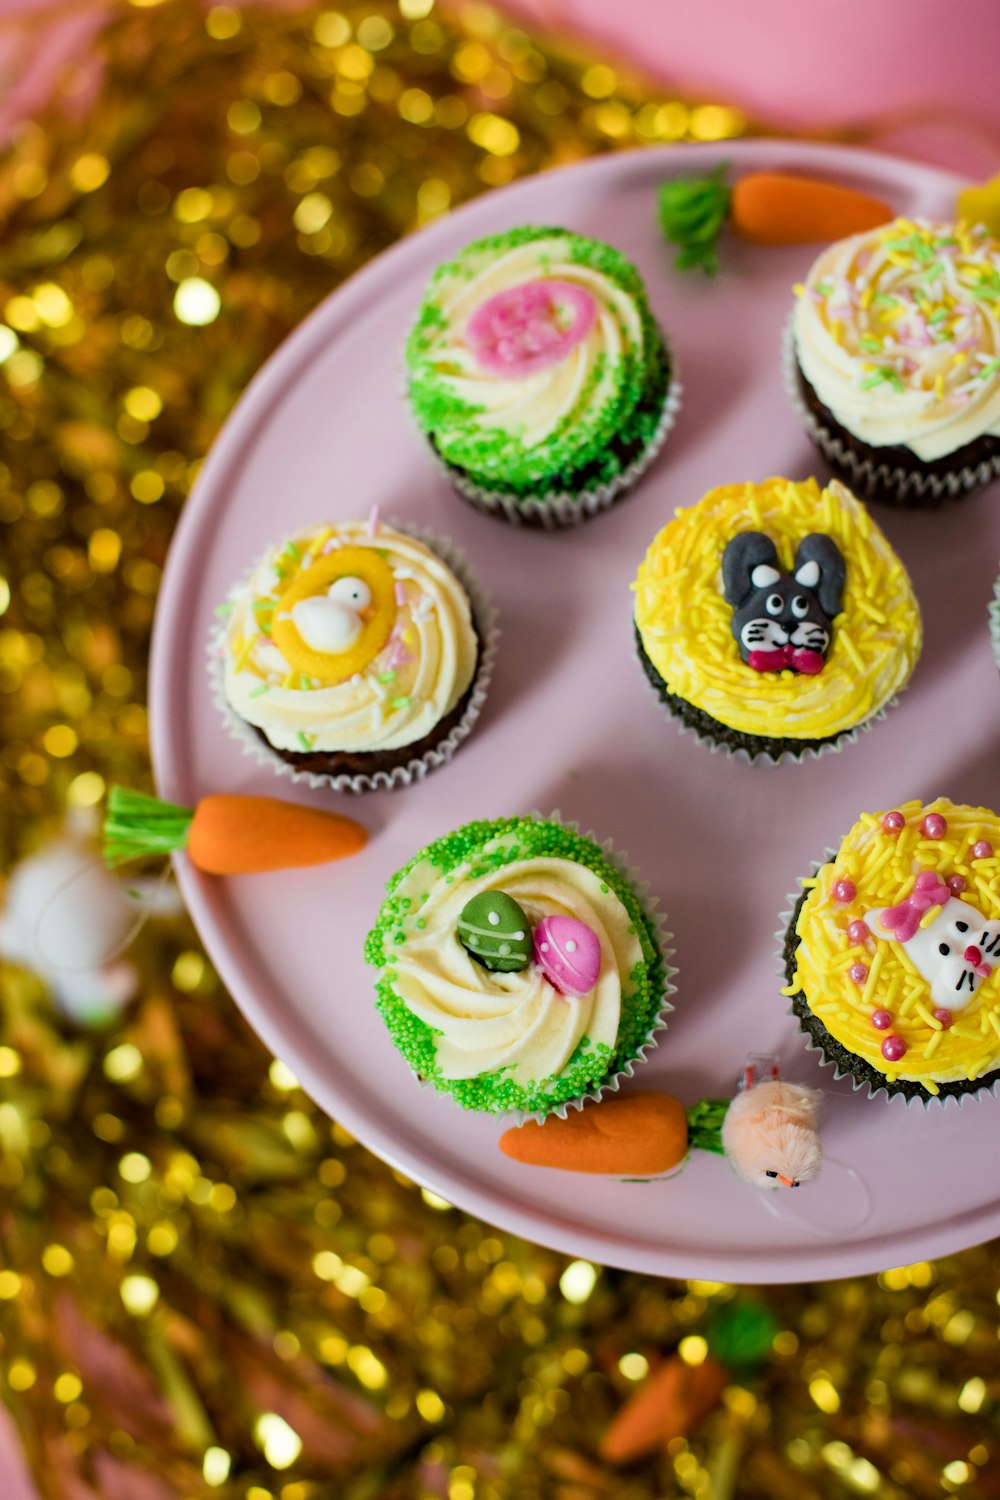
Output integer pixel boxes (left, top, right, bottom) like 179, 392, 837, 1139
849, 963, 869, 985
847, 919, 870, 943
973, 840, 993, 859
947, 875, 967, 894
881, 811, 905, 833
933, 1009, 953, 1029
922, 813, 947, 839
871, 1009, 893, 1030
881, 1035, 907, 1062
834, 878, 856, 903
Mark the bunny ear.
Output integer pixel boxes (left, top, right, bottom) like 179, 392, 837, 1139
721, 532, 780, 609
793, 534, 846, 619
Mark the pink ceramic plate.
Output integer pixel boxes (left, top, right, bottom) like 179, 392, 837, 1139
151, 140, 1000, 1282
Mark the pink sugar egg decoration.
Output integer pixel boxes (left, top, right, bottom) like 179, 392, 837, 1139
533, 915, 602, 997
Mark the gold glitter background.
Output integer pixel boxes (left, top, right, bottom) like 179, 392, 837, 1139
0, 2, 998, 1497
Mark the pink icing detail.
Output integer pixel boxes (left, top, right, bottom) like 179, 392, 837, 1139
532, 915, 601, 997
871, 1008, 892, 1029
833, 878, 856, 903
881, 1035, 907, 1063
394, 582, 407, 606
465, 279, 596, 377
948, 875, 967, 894
849, 963, 869, 985
748, 645, 824, 675
877, 869, 950, 943
881, 811, 905, 833
847, 919, 870, 944
973, 840, 993, 859
933, 1009, 954, 1029
921, 813, 947, 839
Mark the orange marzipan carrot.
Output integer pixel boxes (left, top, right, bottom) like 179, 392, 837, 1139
499, 1090, 688, 1176
187, 794, 367, 874
730, 171, 893, 245
600, 1353, 727, 1462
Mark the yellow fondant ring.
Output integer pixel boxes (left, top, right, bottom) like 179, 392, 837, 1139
272, 546, 397, 683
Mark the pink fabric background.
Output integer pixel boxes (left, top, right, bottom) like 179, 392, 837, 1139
0, 2, 996, 1493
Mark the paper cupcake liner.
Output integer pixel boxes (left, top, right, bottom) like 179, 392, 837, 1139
782, 319, 1000, 509
989, 573, 1000, 667
776, 848, 1000, 1109
417, 334, 682, 531
403, 811, 676, 1125
632, 626, 895, 769
208, 521, 498, 794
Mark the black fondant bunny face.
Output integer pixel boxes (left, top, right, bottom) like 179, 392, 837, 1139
721, 532, 846, 675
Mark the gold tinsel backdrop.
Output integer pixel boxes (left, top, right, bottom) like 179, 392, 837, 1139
0, 2, 998, 1497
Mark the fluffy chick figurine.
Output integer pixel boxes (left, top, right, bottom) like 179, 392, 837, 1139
721, 1079, 822, 1189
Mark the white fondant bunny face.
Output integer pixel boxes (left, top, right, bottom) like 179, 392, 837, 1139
867, 895, 1000, 1012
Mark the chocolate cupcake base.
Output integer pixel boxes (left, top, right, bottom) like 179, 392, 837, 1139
783, 322, 1000, 508
635, 628, 856, 764
782, 889, 1000, 1103
252, 645, 480, 779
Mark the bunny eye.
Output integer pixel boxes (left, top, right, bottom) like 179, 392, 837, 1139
765, 594, 784, 616
791, 595, 809, 619
956, 921, 969, 933
938, 943, 950, 956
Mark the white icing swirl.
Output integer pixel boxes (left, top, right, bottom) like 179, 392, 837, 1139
222, 523, 478, 753
420, 235, 645, 457
390, 843, 643, 1087
794, 219, 1000, 461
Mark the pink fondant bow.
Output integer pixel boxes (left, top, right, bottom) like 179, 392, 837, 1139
748, 645, 825, 676
877, 870, 951, 943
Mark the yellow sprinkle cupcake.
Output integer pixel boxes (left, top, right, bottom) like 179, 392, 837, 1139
632, 476, 922, 762
782, 798, 1000, 1103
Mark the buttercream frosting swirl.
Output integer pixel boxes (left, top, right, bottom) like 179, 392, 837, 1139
222, 521, 478, 754
407, 227, 651, 487
794, 218, 1000, 461
388, 837, 643, 1088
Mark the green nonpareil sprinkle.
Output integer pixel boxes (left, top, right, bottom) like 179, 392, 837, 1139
390, 695, 412, 710
860, 367, 904, 393
377, 670, 396, 684
296, 731, 313, 751
248, 682, 270, 698
214, 602, 234, 617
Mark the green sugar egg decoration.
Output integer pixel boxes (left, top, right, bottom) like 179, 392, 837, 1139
457, 891, 532, 972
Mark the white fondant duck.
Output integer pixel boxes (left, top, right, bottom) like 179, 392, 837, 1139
291, 575, 371, 655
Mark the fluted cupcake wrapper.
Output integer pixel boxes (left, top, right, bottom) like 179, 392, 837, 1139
782, 319, 1000, 509
632, 625, 890, 768
988, 573, 1000, 667
416, 333, 682, 531
776, 850, 1000, 1108
406, 811, 676, 1125
208, 521, 498, 794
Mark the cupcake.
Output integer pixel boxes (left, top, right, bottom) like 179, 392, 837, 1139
214, 516, 494, 791
632, 476, 922, 762
405, 226, 679, 528
787, 217, 1000, 506
364, 815, 672, 1116
782, 798, 1000, 1102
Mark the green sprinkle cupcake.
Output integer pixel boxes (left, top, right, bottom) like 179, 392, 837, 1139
405, 227, 680, 528
364, 815, 674, 1116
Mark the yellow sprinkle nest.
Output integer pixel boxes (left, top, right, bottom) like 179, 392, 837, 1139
632, 477, 922, 739
791, 799, 1000, 1089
